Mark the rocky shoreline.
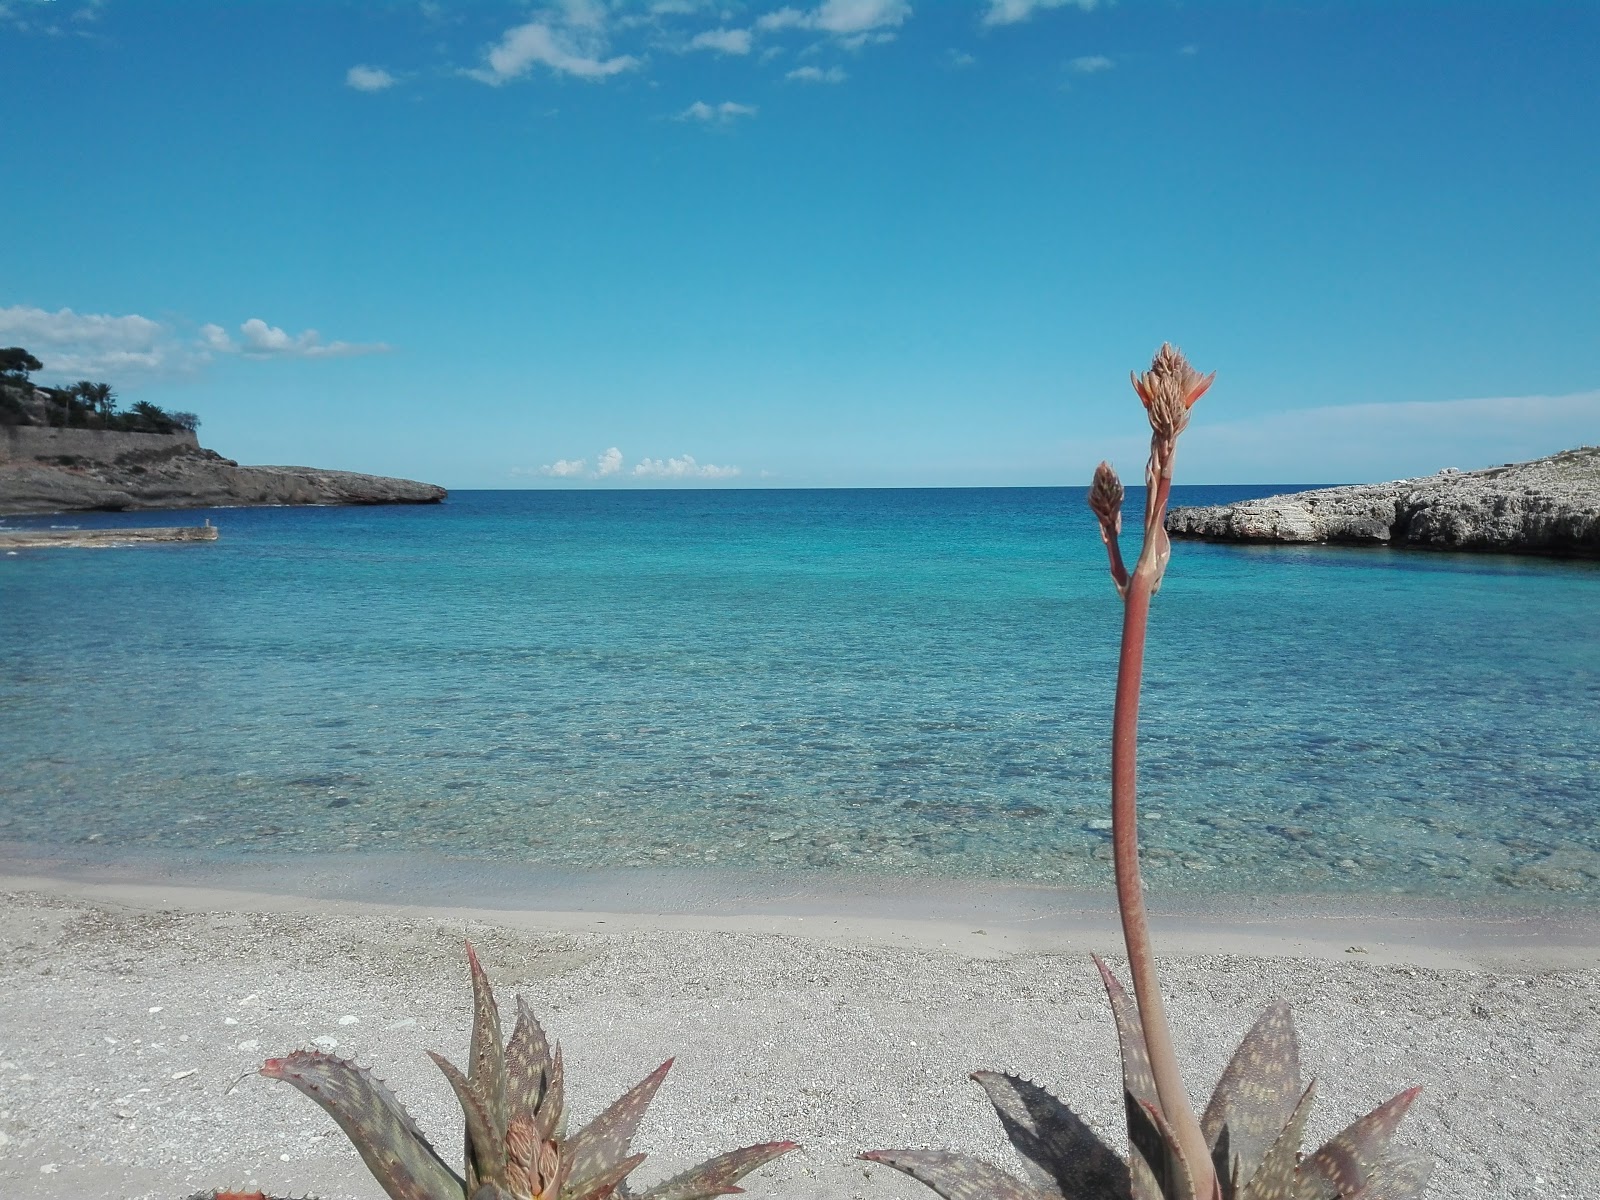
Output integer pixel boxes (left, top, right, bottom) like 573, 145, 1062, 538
0, 426, 446, 516
1167, 445, 1600, 557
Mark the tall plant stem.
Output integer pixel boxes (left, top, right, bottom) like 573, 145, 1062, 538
1112, 470, 1219, 1200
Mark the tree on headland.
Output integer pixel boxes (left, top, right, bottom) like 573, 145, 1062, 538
73, 380, 117, 426
1, 345, 198, 433
0, 347, 44, 381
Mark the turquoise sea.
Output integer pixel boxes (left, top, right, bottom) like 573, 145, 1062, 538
1, 487, 1597, 904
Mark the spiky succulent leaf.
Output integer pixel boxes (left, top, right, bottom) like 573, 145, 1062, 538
465, 945, 511, 1135
1201, 1001, 1301, 1191
429, 1050, 506, 1190
259, 1051, 464, 1200
1126, 1096, 1199, 1200
859, 1150, 1050, 1200
970, 1071, 1129, 1200
564, 1151, 648, 1200
1294, 1088, 1422, 1200
538, 1044, 568, 1143
1093, 958, 1160, 1114
506, 995, 556, 1119
564, 1059, 674, 1195
639, 1140, 800, 1200
1343, 1151, 1432, 1200
1238, 1083, 1314, 1200
1095, 960, 1173, 1200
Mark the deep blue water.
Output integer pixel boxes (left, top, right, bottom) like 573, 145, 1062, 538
2, 487, 1597, 903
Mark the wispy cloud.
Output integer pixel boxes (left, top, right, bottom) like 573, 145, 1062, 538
757, 0, 910, 39
524, 446, 739, 481
207, 318, 391, 360
633, 453, 740, 479
470, 7, 639, 85
0, 305, 175, 377
346, 64, 398, 92
0, 305, 389, 377
687, 27, 752, 54
539, 457, 590, 477
983, 0, 1097, 27
1068, 54, 1113, 74
787, 64, 847, 83
1176, 391, 1600, 483
677, 99, 758, 123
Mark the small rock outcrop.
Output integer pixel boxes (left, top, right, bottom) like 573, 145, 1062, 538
1166, 446, 1600, 558
0, 426, 446, 515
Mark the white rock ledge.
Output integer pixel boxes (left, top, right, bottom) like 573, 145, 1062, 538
1166, 446, 1600, 558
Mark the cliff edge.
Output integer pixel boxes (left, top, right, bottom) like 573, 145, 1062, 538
0, 426, 447, 516
1166, 446, 1600, 558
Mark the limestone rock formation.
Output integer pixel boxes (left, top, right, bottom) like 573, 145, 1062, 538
0, 426, 446, 516
1166, 446, 1600, 557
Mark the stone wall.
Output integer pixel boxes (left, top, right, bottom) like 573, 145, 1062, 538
0, 426, 200, 464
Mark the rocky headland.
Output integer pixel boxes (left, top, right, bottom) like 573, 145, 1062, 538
1166, 446, 1600, 557
0, 426, 446, 516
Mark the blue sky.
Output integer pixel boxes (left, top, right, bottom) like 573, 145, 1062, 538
2, 1, 1596, 487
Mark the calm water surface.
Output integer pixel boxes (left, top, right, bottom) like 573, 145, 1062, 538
2, 487, 1596, 904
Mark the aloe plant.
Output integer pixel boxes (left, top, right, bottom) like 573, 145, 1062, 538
862, 345, 1432, 1200
228, 943, 796, 1200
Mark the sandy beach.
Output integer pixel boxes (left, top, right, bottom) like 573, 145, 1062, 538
1, 859, 1596, 1200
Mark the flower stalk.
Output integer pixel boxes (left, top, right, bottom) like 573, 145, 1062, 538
1091, 344, 1217, 1200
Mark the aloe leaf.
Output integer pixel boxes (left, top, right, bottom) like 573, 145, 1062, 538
506, 995, 555, 1120
1093, 958, 1161, 1115
464, 943, 510, 1138
1201, 1001, 1301, 1190
859, 1149, 1050, 1200
640, 1140, 800, 1200
563, 1151, 648, 1200
1295, 1088, 1422, 1199
260, 1051, 464, 1200
564, 1059, 674, 1194
1239, 1083, 1314, 1200
970, 1071, 1129, 1200
430, 1050, 506, 1189
1126, 1096, 1198, 1200
1345, 1151, 1433, 1200
537, 1044, 568, 1143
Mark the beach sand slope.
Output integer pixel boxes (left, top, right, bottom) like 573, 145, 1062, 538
1, 885, 1595, 1200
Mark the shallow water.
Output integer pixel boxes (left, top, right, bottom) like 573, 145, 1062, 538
1, 487, 1596, 903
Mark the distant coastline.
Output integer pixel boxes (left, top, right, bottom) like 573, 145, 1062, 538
1, 348, 444, 516
1167, 446, 1600, 558
0, 425, 445, 516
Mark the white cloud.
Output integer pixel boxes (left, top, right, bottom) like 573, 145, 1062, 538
1179, 44, 1199, 56
199, 323, 235, 352
233, 318, 390, 360
524, 446, 739, 482
470, 17, 639, 84
947, 49, 976, 68
0, 304, 389, 377
688, 27, 752, 54
540, 457, 590, 477
1176, 391, 1600, 484
1069, 54, 1113, 73
814, 0, 910, 34
787, 64, 847, 83
678, 99, 758, 122
756, 0, 908, 38
633, 454, 741, 479
982, 0, 1096, 27
756, 7, 809, 32
346, 65, 398, 92
0, 305, 177, 377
